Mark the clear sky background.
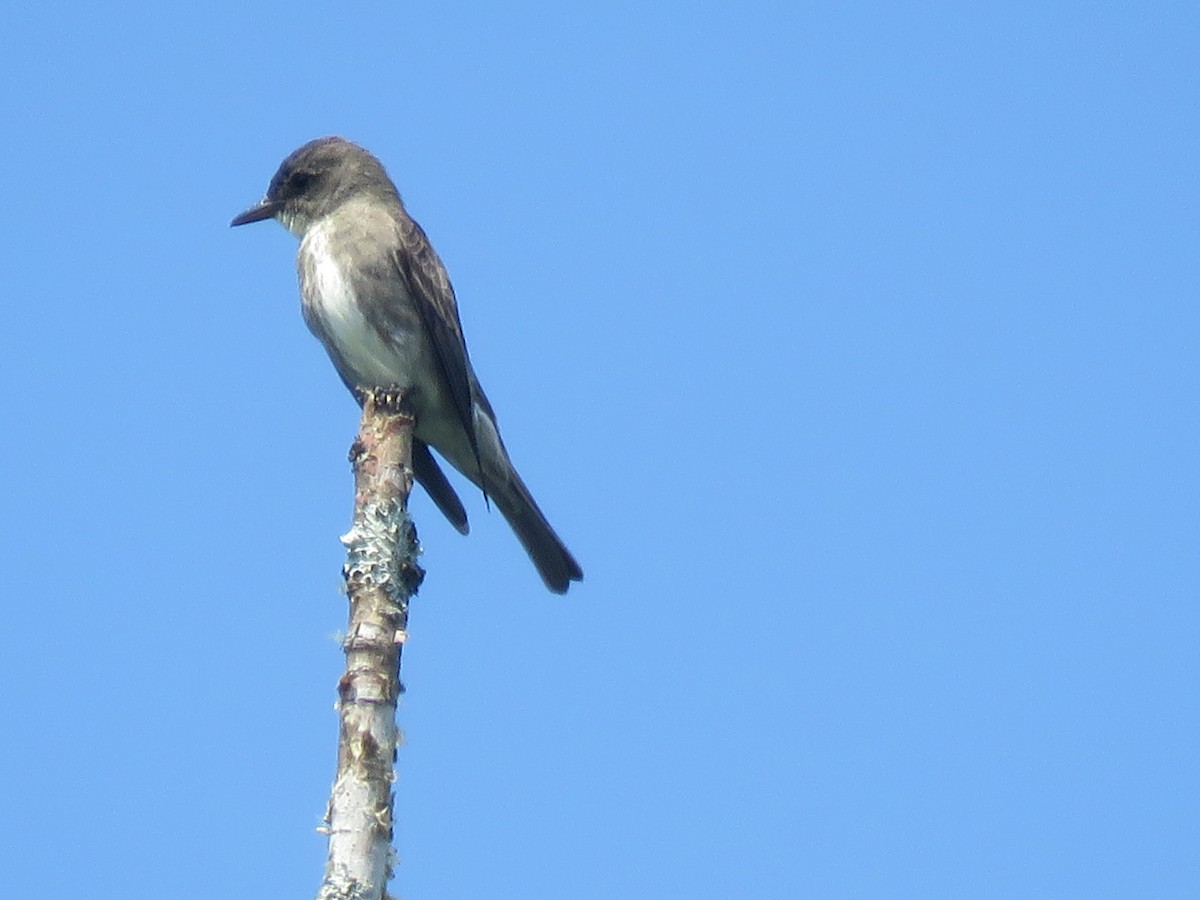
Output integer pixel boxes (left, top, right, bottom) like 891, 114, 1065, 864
1, 3, 1196, 898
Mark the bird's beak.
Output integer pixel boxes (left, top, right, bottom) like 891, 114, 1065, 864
230, 198, 283, 227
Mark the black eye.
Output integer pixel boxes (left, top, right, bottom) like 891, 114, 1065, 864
290, 170, 315, 192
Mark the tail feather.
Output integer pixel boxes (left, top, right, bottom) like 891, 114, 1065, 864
412, 440, 469, 535
492, 473, 583, 594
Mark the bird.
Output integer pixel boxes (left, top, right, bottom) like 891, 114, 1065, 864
231, 137, 582, 593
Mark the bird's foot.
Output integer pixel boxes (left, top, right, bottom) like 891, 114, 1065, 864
363, 385, 408, 415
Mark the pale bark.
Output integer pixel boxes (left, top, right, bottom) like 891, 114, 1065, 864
316, 390, 423, 900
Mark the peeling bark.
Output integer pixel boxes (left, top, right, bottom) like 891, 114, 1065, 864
316, 390, 423, 900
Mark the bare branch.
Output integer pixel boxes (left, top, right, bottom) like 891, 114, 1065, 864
316, 390, 423, 900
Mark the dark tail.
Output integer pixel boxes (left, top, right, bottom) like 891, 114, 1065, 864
493, 471, 583, 594
413, 440, 469, 535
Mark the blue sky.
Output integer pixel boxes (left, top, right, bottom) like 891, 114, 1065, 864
1, 3, 1196, 897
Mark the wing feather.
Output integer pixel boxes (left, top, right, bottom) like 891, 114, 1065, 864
391, 214, 488, 500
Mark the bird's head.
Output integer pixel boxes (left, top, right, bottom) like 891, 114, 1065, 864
230, 136, 397, 237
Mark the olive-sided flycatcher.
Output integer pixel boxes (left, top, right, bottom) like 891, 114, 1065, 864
231, 137, 582, 593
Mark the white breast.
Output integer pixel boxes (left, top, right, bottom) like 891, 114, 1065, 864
300, 221, 410, 388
